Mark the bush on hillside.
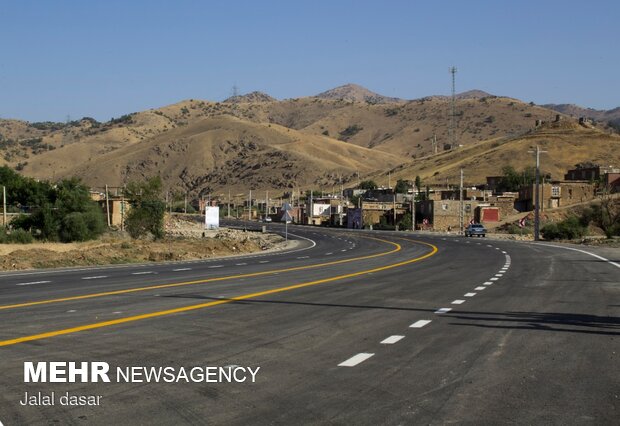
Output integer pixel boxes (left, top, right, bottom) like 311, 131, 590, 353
541, 216, 587, 240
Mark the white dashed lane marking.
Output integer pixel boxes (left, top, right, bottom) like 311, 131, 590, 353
16, 281, 51, 286
208, 265, 224, 269
410, 320, 432, 328
464, 292, 476, 297
380, 335, 405, 345
452, 300, 466, 305
132, 271, 155, 275
296, 256, 309, 259
435, 308, 452, 314
475, 286, 486, 291
338, 353, 375, 367
259, 261, 269, 264
235, 263, 247, 266
172, 268, 192, 271
325, 252, 333, 256
81, 276, 108, 280
490, 277, 499, 281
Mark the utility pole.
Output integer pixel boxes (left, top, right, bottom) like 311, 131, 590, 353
105, 185, 111, 227
528, 145, 547, 241
339, 178, 344, 227
393, 193, 396, 228
266, 190, 269, 220
411, 180, 415, 232
459, 168, 464, 235
2, 186, 6, 228
248, 189, 252, 221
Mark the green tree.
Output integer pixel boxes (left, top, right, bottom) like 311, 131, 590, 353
359, 180, 378, 190
125, 177, 166, 239
394, 179, 409, 194
497, 166, 536, 192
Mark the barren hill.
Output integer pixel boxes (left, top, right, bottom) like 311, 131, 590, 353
2, 86, 618, 196
314, 83, 403, 104
542, 103, 620, 128
23, 115, 402, 196
223, 91, 277, 103
374, 120, 620, 188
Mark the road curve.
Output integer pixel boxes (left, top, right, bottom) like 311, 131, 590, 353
0, 224, 618, 425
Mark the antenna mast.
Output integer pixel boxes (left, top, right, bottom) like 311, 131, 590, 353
449, 66, 458, 150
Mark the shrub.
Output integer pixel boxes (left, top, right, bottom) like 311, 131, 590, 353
125, 177, 166, 239
60, 213, 90, 242
0, 228, 34, 244
541, 216, 587, 240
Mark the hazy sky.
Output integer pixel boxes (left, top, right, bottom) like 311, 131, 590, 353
1, 0, 617, 122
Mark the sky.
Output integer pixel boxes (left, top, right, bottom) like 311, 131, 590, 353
1, 0, 618, 122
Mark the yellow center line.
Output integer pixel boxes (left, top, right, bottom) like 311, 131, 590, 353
0, 240, 438, 347
0, 235, 400, 311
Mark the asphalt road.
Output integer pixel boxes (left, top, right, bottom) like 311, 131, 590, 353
0, 223, 618, 425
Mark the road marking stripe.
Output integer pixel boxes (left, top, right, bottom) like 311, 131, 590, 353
338, 353, 374, 367
483, 282, 493, 286
0, 236, 411, 312
452, 300, 465, 304
81, 276, 108, 280
0, 241, 439, 346
435, 308, 452, 314
464, 292, 476, 297
132, 271, 155, 275
258, 260, 269, 263
495, 274, 503, 277
16, 281, 51, 286
172, 268, 192, 271
208, 265, 224, 268
380, 335, 405, 344
538, 243, 620, 269
235, 263, 247, 266
296, 256, 309, 259
475, 286, 486, 290
325, 252, 333, 255
410, 320, 432, 328
490, 277, 499, 281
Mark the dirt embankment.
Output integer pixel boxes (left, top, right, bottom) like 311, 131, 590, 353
0, 226, 284, 271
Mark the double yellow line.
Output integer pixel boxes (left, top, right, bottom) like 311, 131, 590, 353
0, 237, 438, 347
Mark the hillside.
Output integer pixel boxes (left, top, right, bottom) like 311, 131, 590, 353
1, 84, 617, 196
375, 120, 620, 187
314, 83, 404, 104
542, 103, 620, 128
24, 116, 402, 196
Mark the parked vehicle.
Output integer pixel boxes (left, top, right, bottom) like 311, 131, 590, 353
465, 223, 487, 237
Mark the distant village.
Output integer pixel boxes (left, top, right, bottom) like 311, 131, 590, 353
90, 163, 620, 233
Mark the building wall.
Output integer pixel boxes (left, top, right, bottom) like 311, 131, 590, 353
419, 200, 479, 231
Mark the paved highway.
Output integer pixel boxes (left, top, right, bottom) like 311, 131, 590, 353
0, 224, 618, 425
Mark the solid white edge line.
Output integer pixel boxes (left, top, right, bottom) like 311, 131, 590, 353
538, 243, 620, 269
338, 353, 375, 367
